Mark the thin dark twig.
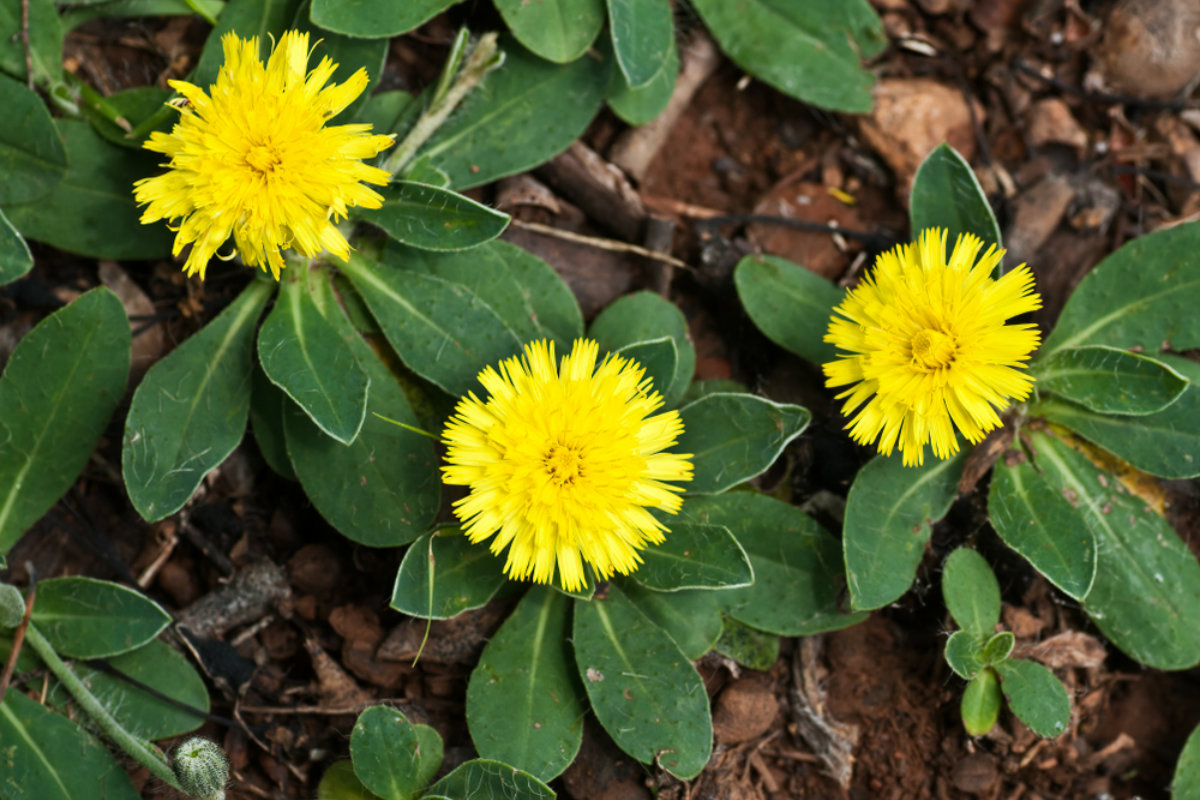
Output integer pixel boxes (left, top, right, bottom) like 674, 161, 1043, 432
1012, 57, 1194, 112
0, 568, 37, 697
83, 658, 238, 728
692, 213, 898, 250
1109, 164, 1200, 192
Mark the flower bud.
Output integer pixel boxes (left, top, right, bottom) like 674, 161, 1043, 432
0, 584, 25, 629
172, 737, 229, 800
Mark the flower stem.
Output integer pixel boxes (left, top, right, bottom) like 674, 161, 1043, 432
382, 31, 503, 178
22, 622, 183, 793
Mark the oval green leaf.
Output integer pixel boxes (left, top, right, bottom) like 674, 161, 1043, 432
391, 529, 506, 619
425, 759, 555, 800
633, 522, 753, 591
0, 74, 67, 204
960, 668, 1001, 737
411, 38, 608, 189
909, 143, 1001, 251
573, 583, 712, 779
945, 630, 984, 680
619, 582, 723, 660
607, 34, 677, 126
466, 587, 583, 781
690, 0, 886, 113
843, 452, 964, 611
316, 760, 375, 800
382, 238, 583, 348
981, 631, 1015, 665
350, 705, 443, 800
994, 658, 1070, 738
0, 689, 140, 800
0, 288, 130, 553
48, 639, 209, 739
123, 280, 272, 521
31, 577, 170, 659
941, 547, 1001, 637
607, 0, 673, 88
339, 253, 523, 397
4, 120, 173, 259
589, 291, 695, 408
0, 208, 32, 285
1035, 345, 1187, 415
258, 278, 370, 444
495, 0, 604, 63
310, 0, 456, 37
682, 492, 865, 636
734, 254, 843, 365
1032, 430, 1200, 669
1040, 222, 1200, 357
988, 455, 1097, 599
677, 393, 811, 495
357, 181, 510, 251
1173, 723, 1200, 800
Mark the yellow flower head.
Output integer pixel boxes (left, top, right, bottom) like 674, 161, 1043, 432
441, 339, 694, 592
133, 30, 395, 280
823, 229, 1042, 466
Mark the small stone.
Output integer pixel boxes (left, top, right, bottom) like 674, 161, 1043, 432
951, 753, 999, 795
712, 675, 779, 745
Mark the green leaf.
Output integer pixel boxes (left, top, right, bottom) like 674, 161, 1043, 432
383, 238, 583, 348
960, 669, 1001, 737
988, 456, 1097, 599
633, 522, 753, 591
31, 577, 170, 659
0, 0, 62, 85
0, 689, 140, 800
495, 0, 604, 63
589, 291, 695, 409
713, 615, 779, 671
123, 280, 272, 521
615, 338, 678, 402
84, 86, 171, 150
1173, 723, 1200, 800
61, 0, 223, 31
606, 33, 677, 126
607, 0, 673, 88
249, 365, 298, 480
734, 254, 843, 365
843, 452, 964, 611
357, 182, 509, 251
944, 630, 984, 679
391, 529, 506, 619
994, 658, 1070, 738
980, 631, 1015, 665
1032, 430, 1200, 669
292, 2, 388, 123
0, 75, 68, 204
619, 582, 723, 659
690, 0, 886, 113
466, 588, 583, 781
3, 120, 174, 260
339, 253, 523, 397
1040, 222, 1200, 357
1034, 345, 1187, 415
0, 288, 129, 554
283, 276, 439, 547
309, 0, 456, 37
191, 0, 302, 88
677, 393, 811, 495
909, 143, 1001, 250
48, 639, 209, 739
682, 492, 866, 636
316, 760, 376, 800
573, 583, 712, 779
425, 759, 555, 800
941, 548, 1001, 637
258, 279, 370, 444
350, 705, 443, 800
0, 208, 32, 285
1036, 386, 1200, 479
412, 38, 608, 190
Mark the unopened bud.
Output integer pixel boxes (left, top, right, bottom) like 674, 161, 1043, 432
0, 584, 25, 628
172, 737, 229, 800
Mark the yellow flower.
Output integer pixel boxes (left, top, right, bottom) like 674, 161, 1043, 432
823, 229, 1042, 467
441, 339, 694, 592
133, 30, 395, 280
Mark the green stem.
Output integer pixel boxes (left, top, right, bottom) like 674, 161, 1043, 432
381, 32, 503, 177
22, 623, 183, 793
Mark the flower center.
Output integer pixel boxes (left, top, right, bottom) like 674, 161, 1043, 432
911, 328, 956, 369
543, 442, 584, 486
245, 143, 282, 176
